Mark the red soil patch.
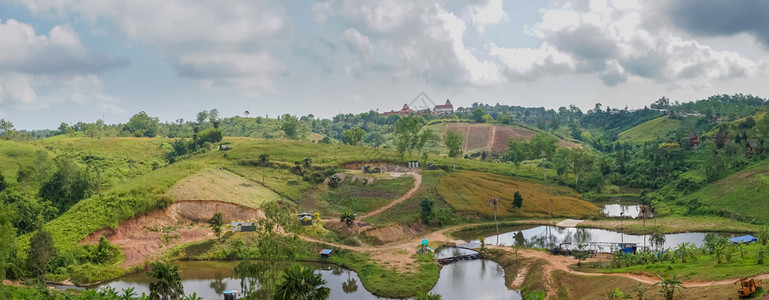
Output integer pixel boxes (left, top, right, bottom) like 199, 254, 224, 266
446, 124, 577, 153
82, 200, 264, 268
363, 222, 427, 245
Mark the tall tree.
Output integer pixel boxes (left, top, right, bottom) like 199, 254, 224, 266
123, 111, 159, 137
281, 114, 300, 139
414, 128, 435, 164
147, 261, 184, 300
506, 138, 527, 174
570, 147, 593, 188
512, 191, 523, 212
39, 157, 93, 212
208, 108, 219, 122
529, 133, 558, 218
445, 130, 463, 171
274, 264, 330, 300
207, 212, 224, 238
258, 154, 270, 185
236, 203, 302, 299
27, 229, 57, 278
342, 127, 366, 146
487, 198, 501, 243
196, 110, 208, 125
394, 116, 423, 160
0, 201, 17, 281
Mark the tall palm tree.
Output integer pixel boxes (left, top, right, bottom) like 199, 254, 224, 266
488, 198, 501, 245
258, 153, 270, 185
147, 261, 184, 300
274, 264, 330, 300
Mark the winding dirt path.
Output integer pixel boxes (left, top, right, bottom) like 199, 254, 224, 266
360, 171, 422, 220
488, 126, 496, 152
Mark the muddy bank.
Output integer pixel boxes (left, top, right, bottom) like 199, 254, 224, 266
82, 200, 264, 268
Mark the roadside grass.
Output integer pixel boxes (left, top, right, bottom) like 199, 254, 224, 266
618, 116, 682, 143
554, 270, 766, 299
318, 175, 415, 215
579, 242, 769, 282
165, 167, 281, 208
437, 170, 598, 218
677, 159, 769, 223
580, 216, 759, 235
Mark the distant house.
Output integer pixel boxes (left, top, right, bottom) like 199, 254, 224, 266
746, 141, 761, 158
380, 104, 413, 116
433, 99, 454, 114
712, 132, 728, 146
688, 133, 700, 148
230, 221, 257, 233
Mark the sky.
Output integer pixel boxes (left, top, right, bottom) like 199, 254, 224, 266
1, 0, 769, 129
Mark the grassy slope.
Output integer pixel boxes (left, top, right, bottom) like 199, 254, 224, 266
317, 175, 415, 215
0, 140, 41, 182
679, 159, 769, 223
165, 167, 282, 208
436, 170, 598, 218
618, 116, 682, 143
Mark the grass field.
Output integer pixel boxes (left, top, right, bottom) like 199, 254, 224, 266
677, 159, 769, 223
165, 167, 282, 208
618, 116, 682, 143
436, 171, 598, 218
551, 270, 750, 300
317, 175, 415, 215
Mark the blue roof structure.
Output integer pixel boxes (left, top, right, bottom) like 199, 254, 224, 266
320, 249, 333, 255
729, 235, 757, 244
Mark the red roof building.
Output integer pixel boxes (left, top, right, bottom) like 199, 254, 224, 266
434, 99, 454, 114
381, 103, 414, 116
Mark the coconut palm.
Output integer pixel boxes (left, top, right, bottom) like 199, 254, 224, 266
147, 261, 184, 300
274, 264, 330, 300
340, 212, 356, 227
488, 198, 501, 245
258, 153, 270, 185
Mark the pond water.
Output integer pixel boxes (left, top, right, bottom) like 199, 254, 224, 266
94, 257, 522, 300
455, 225, 739, 252
95, 261, 380, 299
431, 247, 522, 300
597, 202, 643, 218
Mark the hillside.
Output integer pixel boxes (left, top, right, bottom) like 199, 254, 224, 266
424, 122, 577, 155
436, 171, 598, 218
618, 116, 682, 143
679, 160, 769, 223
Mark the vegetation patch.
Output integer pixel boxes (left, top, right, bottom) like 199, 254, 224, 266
437, 171, 598, 218
165, 167, 282, 208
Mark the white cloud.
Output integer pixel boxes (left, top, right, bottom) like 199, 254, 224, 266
15, 0, 289, 92
0, 18, 126, 110
470, 0, 507, 33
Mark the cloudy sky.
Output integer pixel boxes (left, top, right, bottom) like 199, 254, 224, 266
1, 0, 769, 129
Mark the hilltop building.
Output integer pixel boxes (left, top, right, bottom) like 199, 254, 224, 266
433, 99, 454, 114
380, 99, 454, 116
381, 104, 414, 116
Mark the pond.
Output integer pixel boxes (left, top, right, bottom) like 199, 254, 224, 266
596, 202, 644, 218
455, 225, 740, 252
431, 247, 522, 300
94, 257, 522, 300
95, 261, 380, 299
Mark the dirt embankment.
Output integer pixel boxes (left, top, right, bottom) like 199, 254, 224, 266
363, 222, 427, 245
82, 200, 264, 268
445, 124, 578, 153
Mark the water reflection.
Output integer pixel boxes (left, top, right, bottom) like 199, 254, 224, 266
95, 261, 383, 300
430, 258, 521, 300
456, 225, 738, 252
599, 202, 643, 218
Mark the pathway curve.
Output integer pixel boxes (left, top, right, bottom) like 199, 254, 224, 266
360, 171, 422, 220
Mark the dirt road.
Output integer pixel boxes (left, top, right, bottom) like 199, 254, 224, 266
360, 171, 422, 220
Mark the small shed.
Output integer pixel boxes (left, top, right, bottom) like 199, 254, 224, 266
223, 291, 238, 300
730, 235, 757, 245
298, 213, 313, 226
320, 249, 333, 258
408, 160, 419, 168
618, 243, 641, 254
230, 221, 257, 233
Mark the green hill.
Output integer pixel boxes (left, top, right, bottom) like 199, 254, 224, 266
618, 116, 682, 143
678, 160, 769, 223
